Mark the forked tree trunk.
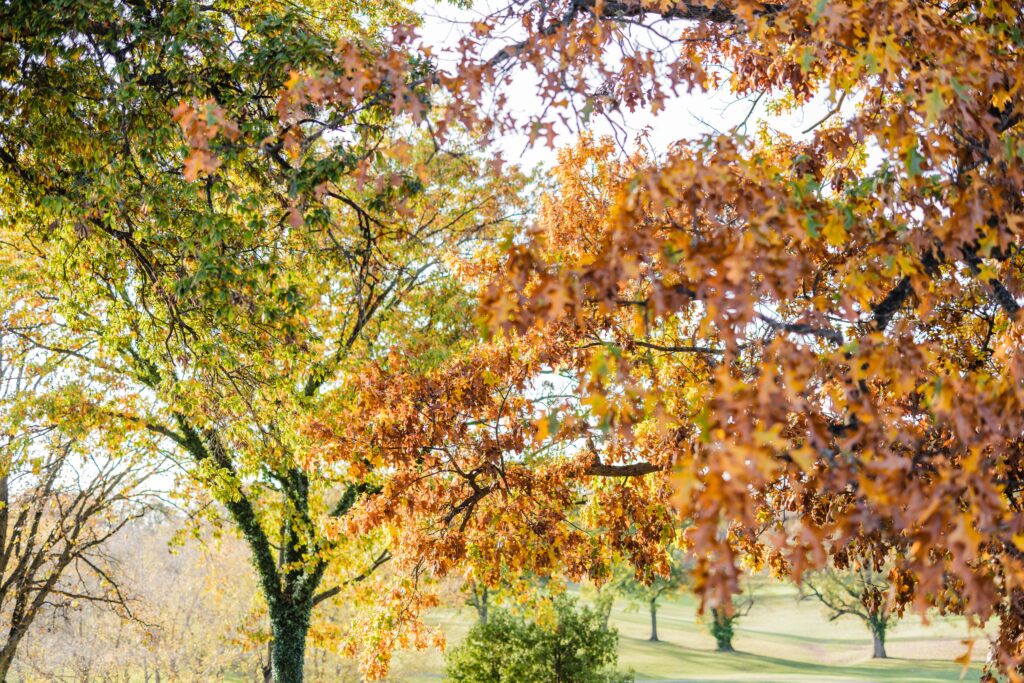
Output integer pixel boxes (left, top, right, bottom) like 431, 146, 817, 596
478, 586, 489, 625
649, 599, 659, 642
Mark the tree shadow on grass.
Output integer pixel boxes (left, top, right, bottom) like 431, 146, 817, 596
619, 637, 982, 683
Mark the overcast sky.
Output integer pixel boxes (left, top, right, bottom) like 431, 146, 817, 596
413, 1, 838, 170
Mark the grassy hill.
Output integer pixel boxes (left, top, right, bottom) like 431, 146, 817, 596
390, 584, 989, 682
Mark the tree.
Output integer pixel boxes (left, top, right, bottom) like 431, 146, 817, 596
706, 588, 755, 653
587, 581, 616, 629
465, 579, 492, 625
803, 558, 910, 659
0, 437, 160, 680
443, 0, 1024, 678
445, 594, 632, 683
614, 548, 690, 642
12, 513, 266, 682
0, 2, 528, 681
0, 337, 164, 680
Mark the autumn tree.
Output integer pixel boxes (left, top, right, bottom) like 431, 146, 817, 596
430, 0, 1024, 678
0, 2, 527, 681
0, 337, 164, 680
311, 331, 681, 656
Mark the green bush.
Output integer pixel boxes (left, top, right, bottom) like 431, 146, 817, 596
445, 594, 633, 683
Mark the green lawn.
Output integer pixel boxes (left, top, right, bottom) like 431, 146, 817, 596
390, 584, 989, 682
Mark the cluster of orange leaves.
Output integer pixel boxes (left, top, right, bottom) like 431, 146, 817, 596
171, 99, 240, 181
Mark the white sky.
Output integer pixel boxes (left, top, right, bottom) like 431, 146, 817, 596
414, 1, 838, 170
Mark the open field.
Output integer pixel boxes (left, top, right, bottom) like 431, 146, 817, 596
391, 584, 989, 682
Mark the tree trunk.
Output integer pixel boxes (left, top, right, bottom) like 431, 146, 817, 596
0, 646, 15, 683
270, 603, 312, 683
649, 599, 659, 642
714, 625, 735, 653
871, 628, 887, 659
600, 593, 613, 629
0, 633, 25, 683
479, 586, 488, 625
711, 608, 735, 653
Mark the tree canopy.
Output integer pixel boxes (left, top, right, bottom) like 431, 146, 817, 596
3, 0, 1024, 680
1, 1, 522, 679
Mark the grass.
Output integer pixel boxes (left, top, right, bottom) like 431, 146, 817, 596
389, 583, 988, 682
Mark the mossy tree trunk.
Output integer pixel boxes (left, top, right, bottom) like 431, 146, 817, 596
178, 420, 375, 683
710, 607, 736, 653
270, 601, 313, 683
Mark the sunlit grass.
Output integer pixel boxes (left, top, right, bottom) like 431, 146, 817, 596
392, 583, 988, 682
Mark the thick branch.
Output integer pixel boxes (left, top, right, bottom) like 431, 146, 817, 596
585, 460, 663, 477
757, 313, 844, 346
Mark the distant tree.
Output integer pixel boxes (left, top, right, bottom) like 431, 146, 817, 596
0, 435, 161, 679
11, 511, 373, 682
614, 549, 691, 643
590, 582, 616, 629
706, 588, 754, 653
445, 594, 631, 683
0, 340, 163, 680
802, 562, 906, 659
12, 514, 265, 681
465, 579, 492, 625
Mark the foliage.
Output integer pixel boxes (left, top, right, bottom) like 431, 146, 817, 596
0, 1, 524, 680
446, 0, 1024, 678
444, 594, 632, 683
6, 0, 1024, 679
708, 608, 737, 654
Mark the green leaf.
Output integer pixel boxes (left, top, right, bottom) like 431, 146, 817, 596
905, 146, 925, 178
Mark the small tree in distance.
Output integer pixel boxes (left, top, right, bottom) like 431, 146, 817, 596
707, 588, 755, 653
464, 579, 492, 625
614, 548, 691, 643
802, 562, 906, 659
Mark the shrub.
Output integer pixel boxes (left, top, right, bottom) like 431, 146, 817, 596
445, 594, 632, 683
